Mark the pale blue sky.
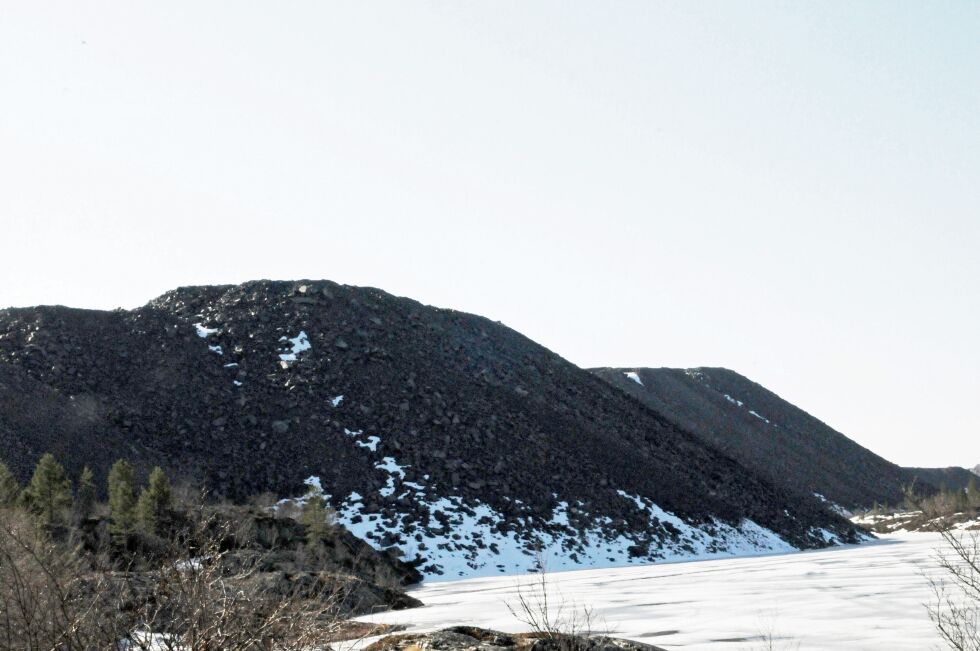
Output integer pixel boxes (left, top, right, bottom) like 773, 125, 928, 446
1, 2, 977, 467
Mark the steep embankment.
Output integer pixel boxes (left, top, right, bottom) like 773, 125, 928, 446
591, 367, 933, 510
0, 281, 861, 578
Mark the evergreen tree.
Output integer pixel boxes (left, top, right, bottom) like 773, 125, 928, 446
20, 453, 73, 529
75, 466, 97, 521
0, 461, 20, 507
136, 466, 173, 536
300, 491, 330, 546
967, 475, 980, 508
108, 459, 137, 537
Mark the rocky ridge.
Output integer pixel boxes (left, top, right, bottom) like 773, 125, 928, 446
591, 367, 965, 509
0, 280, 862, 579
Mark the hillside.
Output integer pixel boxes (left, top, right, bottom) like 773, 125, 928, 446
904, 466, 978, 492
0, 280, 862, 579
590, 367, 929, 510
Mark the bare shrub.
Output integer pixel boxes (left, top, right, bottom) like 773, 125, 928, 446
0, 508, 123, 651
928, 526, 980, 650
118, 510, 349, 651
505, 555, 599, 649
0, 505, 350, 651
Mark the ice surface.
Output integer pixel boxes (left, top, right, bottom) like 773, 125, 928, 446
356, 532, 953, 650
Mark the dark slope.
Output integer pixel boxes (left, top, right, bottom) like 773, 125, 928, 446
905, 466, 978, 492
591, 367, 919, 509
0, 281, 861, 576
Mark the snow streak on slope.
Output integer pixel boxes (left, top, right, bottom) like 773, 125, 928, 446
356, 533, 950, 651
624, 371, 643, 385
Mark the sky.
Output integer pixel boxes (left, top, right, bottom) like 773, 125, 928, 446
1, 2, 978, 468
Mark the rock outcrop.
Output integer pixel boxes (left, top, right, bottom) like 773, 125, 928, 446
365, 627, 667, 651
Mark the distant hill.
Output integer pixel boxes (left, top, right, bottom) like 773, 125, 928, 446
591, 367, 955, 509
0, 280, 860, 579
904, 466, 979, 492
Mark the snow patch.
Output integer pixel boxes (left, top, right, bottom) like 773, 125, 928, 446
331, 395, 344, 407
624, 371, 643, 386
356, 436, 381, 452
749, 409, 771, 423
193, 323, 219, 338
278, 331, 311, 362
376, 457, 406, 497
723, 393, 744, 407
616, 490, 795, 558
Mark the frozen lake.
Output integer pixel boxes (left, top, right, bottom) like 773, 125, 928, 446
357, 533, 954, 650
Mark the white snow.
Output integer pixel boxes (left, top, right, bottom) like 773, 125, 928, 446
813, 492, 853, 518
298, 453, 801, 580
208, 344, 223, 355
232, 380, 243, 387
223, 362, 238, 368
193, 323, 219, 338
723, 393, 744, 407
356, 532, 956, 650
278, 331, 311, 362
331, 395, 344, 407
721, 393, 772, 424
356, 435, 381, 452
616, 490, 795, 558
375, 457, 406, 497
624, 371, 643, 386
303, 476, 324, 494
119, 630, 181, 651
285, 431, 826, 582
749, 409, 771, 423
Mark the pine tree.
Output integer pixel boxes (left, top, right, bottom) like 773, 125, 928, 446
300, 492, 330, 546
108, 459, 137, 537
75, 466, 97, 521
967, 476, 980, 508
20, 453, 73, 529
136, 466, 173, 536
0, 461, 20, 507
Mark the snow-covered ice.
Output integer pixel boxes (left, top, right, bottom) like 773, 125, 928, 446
357, 532, 954, 650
